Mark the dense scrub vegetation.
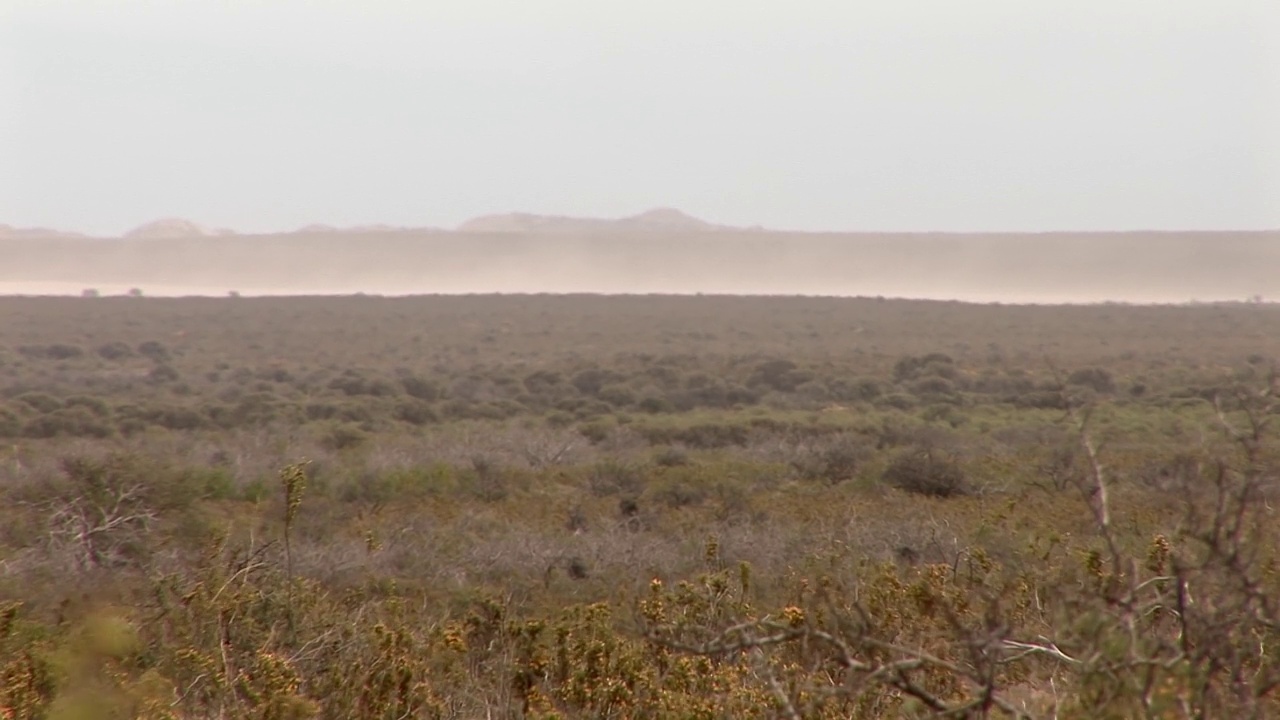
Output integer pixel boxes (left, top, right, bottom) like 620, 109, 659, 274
1, 294, 1279, 718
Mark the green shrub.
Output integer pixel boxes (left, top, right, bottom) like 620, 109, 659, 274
15, 392, 61, 414
180, 467, 238, 501
337, 465, 457, 503
64, 396, 110, 417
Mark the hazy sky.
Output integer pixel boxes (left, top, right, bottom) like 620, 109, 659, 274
2, 0, 1277, 235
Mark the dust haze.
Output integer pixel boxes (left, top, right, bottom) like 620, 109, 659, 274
2, 211, 1277, 304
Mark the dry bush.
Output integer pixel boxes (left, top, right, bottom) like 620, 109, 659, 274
882, 448, 970, 498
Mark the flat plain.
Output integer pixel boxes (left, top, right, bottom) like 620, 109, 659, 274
2, 293, 1279, 718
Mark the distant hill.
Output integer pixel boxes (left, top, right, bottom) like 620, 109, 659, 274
457, 207, 742, 233
0, 224, 87, 240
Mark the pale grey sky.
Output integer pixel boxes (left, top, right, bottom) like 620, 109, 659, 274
2, 0, 1277, 235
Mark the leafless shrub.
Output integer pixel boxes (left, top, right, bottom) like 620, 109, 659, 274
45, 456, 157, 571
783, 432, 872, 485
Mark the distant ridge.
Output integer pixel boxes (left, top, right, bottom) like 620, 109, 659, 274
0, 223, 87, 240
9, 211, 1275, 240
456, 207, 747, 233
116, 218, 447, 238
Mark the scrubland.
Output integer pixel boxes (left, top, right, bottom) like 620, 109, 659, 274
1, 294, 1279, 718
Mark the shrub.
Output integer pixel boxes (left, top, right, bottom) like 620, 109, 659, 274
319, 423, 368, 451
15, 392, 62, 414
654, 446, 691, 468
304, 402, 341, 421
598, 384, 637, 407
577, 420, 612, 444
522, 370, 563, 395
180, 467, 238, 501
93, 340, 134, 358
460, 456, 510, 503
329, 373, 375, 396
637, 396, 674, 414
394, 399, 439, 426
256, 367, 293, 383
875, 393, 916, 411
42, 454, 159, 569
32, 408, 115, 438
649, 476, 709, 509
909, 376, 956, 396
571, 369, 609, 396
64, 396, 110, 417
146, 405, 207, 431
748, 359, 813, 392
893, 353, 955, 383
829, 377, 885, 402
1068, 367, 1117, 394
95, 342, 135, 360
147, 364, 181, 383
1013, 390, 1068, 410
18, 344, 84, 361
643, 423, 751, 450
0, 408, 21, 437
882, 449, 968, 498
400, 375, 441, 401
136, 341, 170, 362
588, 459, 646, 497
789, 435, 870, 485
